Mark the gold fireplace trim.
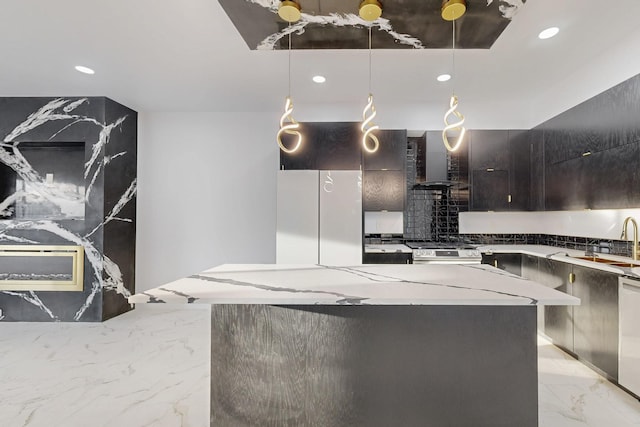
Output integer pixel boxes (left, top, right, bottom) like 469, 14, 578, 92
0, 245, 84, 291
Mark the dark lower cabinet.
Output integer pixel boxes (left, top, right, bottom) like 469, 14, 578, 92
481, 253, 522, 276
520, 254, 545, 331
482, 252, 622, 381
537, 259, 574, 354
363, 252, 412, 264
571, 265, 619, 380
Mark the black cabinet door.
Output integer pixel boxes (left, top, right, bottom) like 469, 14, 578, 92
537, 259, 574, 354
509, 130, 530, 211
363, 252, 412, 264
363, 170, 405, 211
571, 265, 619, 380
481, 253, 522, 276
280, 122, 361, 170
469, 130, 510, 170
362, 129, 407, 171
471, 169, 509, 211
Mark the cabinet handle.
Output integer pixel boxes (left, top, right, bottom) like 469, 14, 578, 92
569, 272, 576, 283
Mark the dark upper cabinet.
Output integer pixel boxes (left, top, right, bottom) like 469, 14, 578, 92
545, 141, 640, 210
363, 170, 405, 211
509, 130, 530, 211
280, 122, 361, 170
469, 129, 530, 211
362, 129, 407, 171
471, 169, 509, 211
539, 74, 640, 210
469, 130, 510, 170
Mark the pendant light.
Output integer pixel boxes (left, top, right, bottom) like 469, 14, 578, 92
360, 1, 382, 154
441, 0, 467, 153
276, 1, 302, 154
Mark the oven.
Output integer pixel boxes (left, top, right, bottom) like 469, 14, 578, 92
405, 242, 482, 265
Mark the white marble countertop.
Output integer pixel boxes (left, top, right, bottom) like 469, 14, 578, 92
476, 244, 640, 277
129, 263, 578, 306
364, 244, 413, 253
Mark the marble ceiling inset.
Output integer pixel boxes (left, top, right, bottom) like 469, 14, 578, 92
218, 0, 526, 50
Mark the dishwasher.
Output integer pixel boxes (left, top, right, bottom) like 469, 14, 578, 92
619, 277, 640, 397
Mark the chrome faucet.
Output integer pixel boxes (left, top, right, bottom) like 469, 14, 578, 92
622, 217, 639, 261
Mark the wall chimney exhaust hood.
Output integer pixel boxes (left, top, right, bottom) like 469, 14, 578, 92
412, 131, 454, 190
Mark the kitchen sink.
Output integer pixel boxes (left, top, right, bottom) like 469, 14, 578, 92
572, 256, 640, 268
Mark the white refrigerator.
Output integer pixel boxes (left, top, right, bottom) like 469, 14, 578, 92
277, 170, 362, 265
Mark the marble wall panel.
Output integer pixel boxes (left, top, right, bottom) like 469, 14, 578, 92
0, 97, 137, 322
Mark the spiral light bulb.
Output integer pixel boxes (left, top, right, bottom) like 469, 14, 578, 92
277, 96, 302, 153
361, 93, 380, 153
442, 95, 466, 152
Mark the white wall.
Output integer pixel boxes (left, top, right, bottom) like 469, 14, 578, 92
136, 112, 278, 291
460, 209, 640, 241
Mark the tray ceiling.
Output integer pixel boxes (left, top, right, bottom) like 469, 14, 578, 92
218, 0, 527, 50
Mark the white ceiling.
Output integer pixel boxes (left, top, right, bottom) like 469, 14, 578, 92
1, 0, 640, 129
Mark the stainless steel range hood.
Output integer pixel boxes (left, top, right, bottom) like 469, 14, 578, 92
412, 131, 454, 189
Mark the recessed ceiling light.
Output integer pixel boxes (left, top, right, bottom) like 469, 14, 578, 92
538, 27, 559, 40
312, 75, 326, 83
437, 74, 451, 82
74, 65, 95, 75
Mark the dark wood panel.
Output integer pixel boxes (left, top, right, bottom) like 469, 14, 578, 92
363, 170, 405, 211
280, 122, 361, 170
545, 141, 640, 210
572, 265, 619, 380
210, 304, 538, 427
538, 259, 574, 353
471, 169, 509, 211
509, 130, 530, 211
469, 130, 510, 170
363, 252, 412, 264
362, 129, 407, 171
529, 130, 545, 211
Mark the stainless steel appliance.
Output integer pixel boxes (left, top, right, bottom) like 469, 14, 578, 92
619, 277, 640, 397
406, 242, 482, 264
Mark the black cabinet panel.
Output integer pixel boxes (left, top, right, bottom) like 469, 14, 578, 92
362, 129, 407, 171
471, 169, 509, 211
363, 252, 412, 264
529, 130, 545, 211
546, 141, 640, 210
509, 130, 530, 211
572, 265, 619, 380
469, 130, 510, 170
538, 259, 574, 354
363, 170, 405, 211
542, 75, 640, 165
481, 253, 522, 276
280, 122, 361, 170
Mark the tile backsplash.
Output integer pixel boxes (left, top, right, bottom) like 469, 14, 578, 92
461, 233, 634, 258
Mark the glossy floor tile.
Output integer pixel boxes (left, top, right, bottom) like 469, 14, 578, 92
0, 307, 638, 426
538, 336, 640, 426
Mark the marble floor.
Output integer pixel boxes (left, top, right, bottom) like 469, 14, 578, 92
0, 305, 638, 427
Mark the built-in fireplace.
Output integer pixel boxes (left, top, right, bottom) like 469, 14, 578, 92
0, 245, 84, 291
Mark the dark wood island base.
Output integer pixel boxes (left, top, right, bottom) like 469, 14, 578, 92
210, 304, 538, 427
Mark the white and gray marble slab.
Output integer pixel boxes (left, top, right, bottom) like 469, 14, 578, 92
129, 263, 579, 306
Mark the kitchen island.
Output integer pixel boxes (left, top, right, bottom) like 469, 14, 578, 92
129, 263, 578, 427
